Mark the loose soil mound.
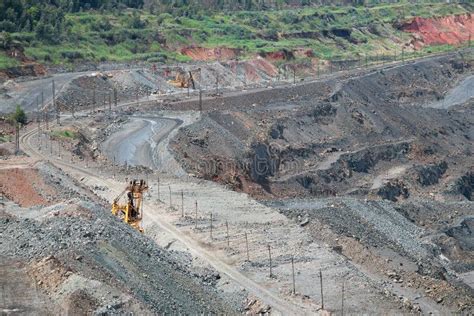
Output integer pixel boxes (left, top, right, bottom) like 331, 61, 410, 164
0, 163, 238, 315
0, 167, 56, 207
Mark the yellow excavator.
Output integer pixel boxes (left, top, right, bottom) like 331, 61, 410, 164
111, 179, 148, 233
168, 70, 197, 89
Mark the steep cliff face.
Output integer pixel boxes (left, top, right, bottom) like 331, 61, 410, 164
402, 13, 474, 49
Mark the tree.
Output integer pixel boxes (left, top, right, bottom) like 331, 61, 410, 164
10, 105, 27, 126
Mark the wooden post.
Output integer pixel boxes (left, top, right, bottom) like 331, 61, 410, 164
93, 89, 96, 108
320, 269, 324, 310
181, 190, 184, 217
341, 280, 345, 316
108, 92, 112, 114
199, 89, 203, 113
245, 232, 249, 261
210, 212, 213, 240
168, 185, 172, 208
194, 200, 198, 229
226, 220, 229, 247
216, 74, 219, 95
157, 177, 160, 202
14, 123, 19, 154
293, 66, 296, 84
114, 88, 118, 106
53, 80, 59, 124
268, 245, 272, 278
291, 255, 296, 295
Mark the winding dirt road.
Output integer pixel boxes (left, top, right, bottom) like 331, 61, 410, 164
20, 122, 310, 315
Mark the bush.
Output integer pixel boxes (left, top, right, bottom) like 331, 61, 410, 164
61, 50, 83, 60
0, 21, 16, 32
128, 12, 146, 29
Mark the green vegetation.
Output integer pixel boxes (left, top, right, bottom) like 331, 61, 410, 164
0, 52, 19, 68
0, 134, 12, 143
0, 1, 471, 68
50, 129, 78, 140
9, 105, 27, 126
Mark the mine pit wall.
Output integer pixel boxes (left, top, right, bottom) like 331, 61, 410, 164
169, 52, 473, 201
165, 52, 472, 113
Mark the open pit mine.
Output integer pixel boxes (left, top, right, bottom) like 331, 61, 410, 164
1, 3, 473, 315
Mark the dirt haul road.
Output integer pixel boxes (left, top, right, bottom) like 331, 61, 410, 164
20, 124, 309, 315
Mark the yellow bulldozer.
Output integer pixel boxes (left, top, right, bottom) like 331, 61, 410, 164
111, 179, 148, 233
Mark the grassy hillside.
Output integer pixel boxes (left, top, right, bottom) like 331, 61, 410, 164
2, 2, 472, 68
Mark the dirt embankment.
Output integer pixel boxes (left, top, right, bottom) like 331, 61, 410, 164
0, 47, 47, 81
402, 13, 474, 49
0, 162, 239, 315
181, 46, 240, 61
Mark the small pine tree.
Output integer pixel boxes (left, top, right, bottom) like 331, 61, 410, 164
10, 105, 27, 126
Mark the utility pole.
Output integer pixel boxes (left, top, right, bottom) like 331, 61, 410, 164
226, 220, 229, 247
291, 255, 296, 295
181, 190, 184, 217
199, 89, 203, 113
268, 245, 273, 278
41, 91, 44, 111
168, 185, 172, 208
93, 89, 96, 109
45, 110, 49, 130
210, 212, 213, 240
53, 80, 59, 125
320, 269, 324, 310
341, 280, 345, 316
293, 66, 296, 84
245, 232, 250, 261
14, 122, 19, 154
114, 88, 118, 107
36, 96, 41, 131
108, 92, 112, 115
194, 200, 198, 229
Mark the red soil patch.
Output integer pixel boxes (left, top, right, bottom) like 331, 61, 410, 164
181, 46, 240, 61
262, 51, 289, 61
293, 48, 314, 58
0, 167, 57, 207
402, 13, 474, 49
